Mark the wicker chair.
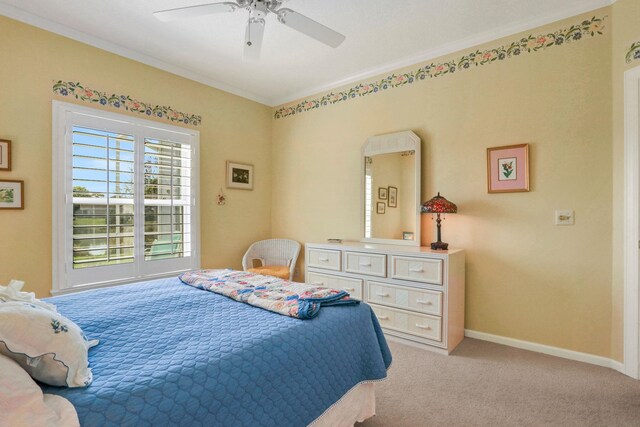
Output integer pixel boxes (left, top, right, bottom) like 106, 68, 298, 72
242, 239, 301, 281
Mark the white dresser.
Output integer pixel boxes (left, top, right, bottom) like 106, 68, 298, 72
305, 241, 465, 354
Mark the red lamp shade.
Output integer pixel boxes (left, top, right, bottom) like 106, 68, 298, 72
421, 192, 457, 250
421, 192, 457, 214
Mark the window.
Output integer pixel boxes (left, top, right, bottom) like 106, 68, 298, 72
53, 102, 199, 293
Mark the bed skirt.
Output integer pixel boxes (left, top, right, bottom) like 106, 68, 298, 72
311, 382, 376, 427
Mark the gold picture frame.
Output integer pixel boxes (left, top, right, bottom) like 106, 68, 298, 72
0, 139, 11, 171
487, 143, 530, 193
226, 161, 254, 190
378, 187, 388, 200
388, 186, 398, 207
0, 180, 24, 210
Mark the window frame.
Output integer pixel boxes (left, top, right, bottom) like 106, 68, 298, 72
52, 101, 200, 295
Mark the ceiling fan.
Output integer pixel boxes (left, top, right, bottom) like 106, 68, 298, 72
154, 0, 346, 60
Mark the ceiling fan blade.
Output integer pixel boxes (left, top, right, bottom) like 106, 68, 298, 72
244, 18, 265, 61
154, 2, 239, 22
276, 8, 345, 48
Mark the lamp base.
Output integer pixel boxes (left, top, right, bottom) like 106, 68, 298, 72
430, 241, 449, 250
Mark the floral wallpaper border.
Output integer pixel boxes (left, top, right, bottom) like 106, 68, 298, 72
52, 81, 202, 126
627, 41, 640, 64
274, 16, 607, 120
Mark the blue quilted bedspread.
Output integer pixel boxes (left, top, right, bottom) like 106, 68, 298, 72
43, 277, 392, 426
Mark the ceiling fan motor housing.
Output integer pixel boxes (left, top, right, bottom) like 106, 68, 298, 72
250, 1, 269, 18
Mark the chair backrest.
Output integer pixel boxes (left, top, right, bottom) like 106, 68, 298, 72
242, 239, 301, 275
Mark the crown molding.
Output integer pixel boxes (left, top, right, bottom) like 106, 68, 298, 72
0, 2, 272, 106
270, 0, 615, 107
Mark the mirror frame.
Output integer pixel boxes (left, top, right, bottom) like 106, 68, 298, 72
361, 130, 421, 246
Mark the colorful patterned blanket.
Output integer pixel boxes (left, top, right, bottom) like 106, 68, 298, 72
179, 269, 358, 319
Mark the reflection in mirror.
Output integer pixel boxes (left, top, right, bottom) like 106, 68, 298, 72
364, 151, 417, 241
362, 130, 420, 246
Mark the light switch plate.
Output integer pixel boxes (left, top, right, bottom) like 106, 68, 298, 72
555, 210, 574, 225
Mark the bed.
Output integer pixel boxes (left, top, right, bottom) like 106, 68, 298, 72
42, 276, 392, 426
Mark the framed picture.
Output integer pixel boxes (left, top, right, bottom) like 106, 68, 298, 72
376, 202, 386, 214
403, 231, 414, 241
378, 187, 388, 200
226, 161, 254, 190
0, 139, 11, 171
487, 144, 530, 193
388, 186, 397, 207
0, 180, 24, 209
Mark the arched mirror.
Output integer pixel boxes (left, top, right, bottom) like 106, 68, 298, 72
362, 131, 421, 246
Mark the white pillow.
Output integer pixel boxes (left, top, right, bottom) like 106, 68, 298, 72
0, 353, 79, 426
0, 279, 57, 312
0, 301, 97, 387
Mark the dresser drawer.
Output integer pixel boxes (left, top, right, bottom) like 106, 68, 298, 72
368, 281, 442, 316
307, 248, 341, 271
391, 256, 443, 285
370, 304, 442, 342
307, 272, 363, 300
345, 252, 386, 277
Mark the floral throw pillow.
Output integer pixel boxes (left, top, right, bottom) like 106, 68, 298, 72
0, 301, 98, 387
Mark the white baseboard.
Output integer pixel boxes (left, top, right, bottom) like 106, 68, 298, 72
465, 329, 625, 374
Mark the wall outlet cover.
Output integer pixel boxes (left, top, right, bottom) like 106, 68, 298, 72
555, 210, 575, 225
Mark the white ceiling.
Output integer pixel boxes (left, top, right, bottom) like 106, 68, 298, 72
0, 0, 612, 106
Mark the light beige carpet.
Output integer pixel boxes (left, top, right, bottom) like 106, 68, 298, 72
359, 338, 640, 426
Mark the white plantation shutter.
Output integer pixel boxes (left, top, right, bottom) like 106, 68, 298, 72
72, 127, 135, 269
143, 138, 192, 261
53, 102, 199, 292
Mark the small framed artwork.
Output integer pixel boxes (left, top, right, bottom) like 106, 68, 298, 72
403, 231, 414, 241
487, 144, 530, 193
376, 202, 386, 214
388, 186, 398, 207
378, 187, 388, 200
0, 180, 24, 209
226, 161, 254, 190
0, 139, 11, 171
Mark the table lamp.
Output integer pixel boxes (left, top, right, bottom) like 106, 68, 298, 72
421, 192, 457, 250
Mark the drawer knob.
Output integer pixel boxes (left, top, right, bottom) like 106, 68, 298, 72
416, 299, 432, 305
376, 292, 390, 298
409, 268, 424, 273
311, 282, 325, 286
359, 262, 372, 267
415, 323, 431, 330
344, 287, 355, 292
378, 315, 390, 320
318, 257, 329, 262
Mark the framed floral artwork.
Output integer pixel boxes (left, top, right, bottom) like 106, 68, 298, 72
378, 187, 388, 200
388, 186, 398, 207
0, 139, 11, 171
487, 144, 529, 193
226, 161, 253, 190
376, 202, 386, 214
0, 180, 24, 209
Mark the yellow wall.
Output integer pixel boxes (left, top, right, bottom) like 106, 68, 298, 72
0, 16, 273, 298
272, 10, 614, 358
611, 0, 640, 361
